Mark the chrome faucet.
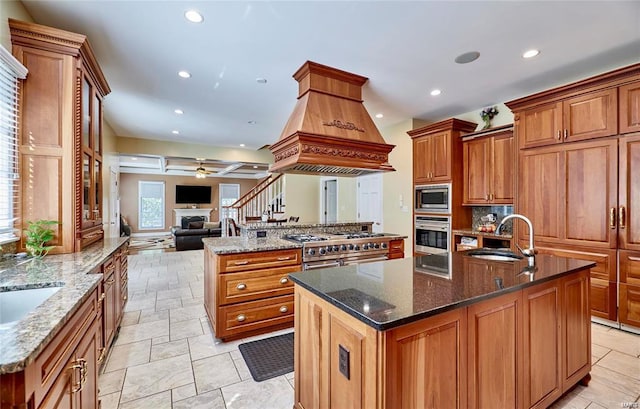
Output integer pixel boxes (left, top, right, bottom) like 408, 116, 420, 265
496, 214, 537, 266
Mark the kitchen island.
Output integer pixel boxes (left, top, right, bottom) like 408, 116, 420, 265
288, 252, 595, 409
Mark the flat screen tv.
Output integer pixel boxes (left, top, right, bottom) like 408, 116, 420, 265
176, 185, 211, 204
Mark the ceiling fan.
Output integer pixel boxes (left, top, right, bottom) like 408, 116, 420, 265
194, 163, 211, 179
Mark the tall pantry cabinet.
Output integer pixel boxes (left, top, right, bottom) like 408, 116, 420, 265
10, 19, 110, 253
507, 63, 640, 331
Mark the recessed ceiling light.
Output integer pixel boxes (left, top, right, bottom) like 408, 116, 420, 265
375, 113, 384, 119
172, 130, 180, 135
185, 10, 204, 23
454, 51, 480, 64
174, 109, 184, 115
130, 157, 137, 160
248, 120, 256, 125
178, 70, 191, 78
430, 89, 442, 96
256, 78, 267, 84
195, 157, 205, 161
522, 49, 540, 59
239, 143, 246, 147
253, 165, 258, 169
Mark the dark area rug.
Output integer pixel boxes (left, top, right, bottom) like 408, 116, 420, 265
238, 332, 294, 382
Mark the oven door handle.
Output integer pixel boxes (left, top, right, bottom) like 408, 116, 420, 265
342, 256, 389, 265
416, 224, 449, 231
304, 261, 342, 270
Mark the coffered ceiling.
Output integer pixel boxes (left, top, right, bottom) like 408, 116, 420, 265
17, 1, 640, 166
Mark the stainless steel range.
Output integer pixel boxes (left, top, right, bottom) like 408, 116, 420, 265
284, 232, 391, 270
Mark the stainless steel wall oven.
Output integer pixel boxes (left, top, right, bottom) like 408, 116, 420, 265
415, 215, 450, 254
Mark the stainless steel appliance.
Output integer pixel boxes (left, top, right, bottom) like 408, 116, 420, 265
284, 232, 391, 270
415, 183, 451, 213
415, 215, 450, 254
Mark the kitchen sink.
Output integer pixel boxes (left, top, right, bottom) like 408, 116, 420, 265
0, 286, 62, 327
466, 248, 523, 262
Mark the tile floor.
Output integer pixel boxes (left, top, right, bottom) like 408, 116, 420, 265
99, 250, 640, 409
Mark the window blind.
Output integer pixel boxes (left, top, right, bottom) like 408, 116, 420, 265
0, 45, 27, 243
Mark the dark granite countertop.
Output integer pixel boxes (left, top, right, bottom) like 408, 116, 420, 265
0, 237, 129, 374
288, 252, 595, 331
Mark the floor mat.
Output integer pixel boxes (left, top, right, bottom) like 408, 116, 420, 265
128, 235, 174, 250
238, 332, 294, 382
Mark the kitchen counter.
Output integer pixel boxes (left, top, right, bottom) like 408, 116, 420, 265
238, 221, 374, 239
0, 237, 128, 374
288, 251, 594, 330
202, 236, 302, 255
452, 228, 513, 238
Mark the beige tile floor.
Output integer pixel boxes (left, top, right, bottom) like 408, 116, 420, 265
100, 250, 640, 409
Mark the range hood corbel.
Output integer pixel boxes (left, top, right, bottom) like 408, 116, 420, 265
269, 61, 395, 177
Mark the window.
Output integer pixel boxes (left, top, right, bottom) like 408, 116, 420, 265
219, 183, 240, 221
138, 181, 165, 230
0, 45, 27, 244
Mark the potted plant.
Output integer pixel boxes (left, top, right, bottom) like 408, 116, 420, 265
24, 220, 59, 258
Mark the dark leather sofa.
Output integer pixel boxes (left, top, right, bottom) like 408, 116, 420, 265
171, 216, 222, 251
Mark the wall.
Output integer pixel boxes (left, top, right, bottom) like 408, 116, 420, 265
0, 1, 33, 49
102, 121, 120, 237
119, 173, 259, 234
282, 174, 320, 223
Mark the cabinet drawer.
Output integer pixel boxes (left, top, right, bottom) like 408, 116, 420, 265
536, 245, 616, 281
218, 295, 294, 339
218, 249, 301, 273
620, 250, 640, 285
218, 265, 300, 305
619, 283, 640, 328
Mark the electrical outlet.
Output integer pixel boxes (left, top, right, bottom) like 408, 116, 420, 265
256, 230, 267, 238
339, 344, 350, 380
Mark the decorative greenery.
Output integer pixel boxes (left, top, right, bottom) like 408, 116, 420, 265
480, 106, 499, 122
24, 220, 59, 258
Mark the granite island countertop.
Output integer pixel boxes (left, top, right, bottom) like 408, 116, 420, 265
0, 237, 129, 374
288, 252, 595, 331
202, 236, 303, 255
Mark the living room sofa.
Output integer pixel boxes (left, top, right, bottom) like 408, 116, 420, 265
171, 216, 222, 251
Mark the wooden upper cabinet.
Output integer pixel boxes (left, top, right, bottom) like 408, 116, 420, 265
619, 134, 640, 250
463, 127, 513, 205
563, 88, 617, 143
519, 102, 563, 149
408, 118, 477, 185
619, 81, 640, 134
10, 19, 110, 253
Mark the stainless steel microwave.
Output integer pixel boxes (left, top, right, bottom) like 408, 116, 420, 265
415, 183, 451, 213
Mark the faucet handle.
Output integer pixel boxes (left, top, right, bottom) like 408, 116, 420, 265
515, 243, 537, 257
515, 242, 525, 255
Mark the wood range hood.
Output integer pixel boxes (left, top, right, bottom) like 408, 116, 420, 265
269, 61, 395, 177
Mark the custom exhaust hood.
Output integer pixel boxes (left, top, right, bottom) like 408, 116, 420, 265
269, 61, 395, 177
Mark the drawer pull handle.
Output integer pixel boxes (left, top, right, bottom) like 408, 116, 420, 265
237, 314, 246, 322
234, 261, 249, 265
619, 206, 626, 229
279, 306, 288, 313
123, 295, 128, 301
97, 348, 106, 365
99, 293, 106, 302
280, 277, 289, 284
68, 358, 87, 393
236, 283, 247, 290
556, 130, 561, 140
277, 256, 291, 261
105, 278, 115, 285
563, 129, 568, 140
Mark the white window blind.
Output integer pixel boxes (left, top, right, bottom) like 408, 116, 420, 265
138, 181, 165, 230
0, 45, 27, 243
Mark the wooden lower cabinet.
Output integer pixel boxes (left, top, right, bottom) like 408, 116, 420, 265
204, 247, 303, 341
294, 267, 591, 409
388, 238, 405, 259
620, 250, 640, 328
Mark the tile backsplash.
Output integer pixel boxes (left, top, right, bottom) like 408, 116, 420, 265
471, 206, 514, 233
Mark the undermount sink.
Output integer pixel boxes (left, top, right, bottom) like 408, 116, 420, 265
0, 286, 62, 327
466, 248, 523, 262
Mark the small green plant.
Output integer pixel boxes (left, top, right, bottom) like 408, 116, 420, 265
24, 220, 59, 258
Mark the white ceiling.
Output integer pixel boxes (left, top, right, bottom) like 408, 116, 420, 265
19, 0, 640, 155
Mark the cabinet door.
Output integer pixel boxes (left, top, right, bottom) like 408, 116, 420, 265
103, 268, 117, 348
467, 291, 522, 409
463, 137, 490, 204
619, 135, 640, 251
413, 137, 432, 184
490, 132, 514, 204
385, 308, 467, 409
75, 319, 99, 409
38, 357, 74, 409
563, 88, 618, 142
619, 81, 640, 134
620, 251, 640, 328
431, 131, 452, 182
519, 102, 563, 149
561, 269, 591, 390
519, 147, 564, 244
523, 280, 562, 408
563, 139, 618, 248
